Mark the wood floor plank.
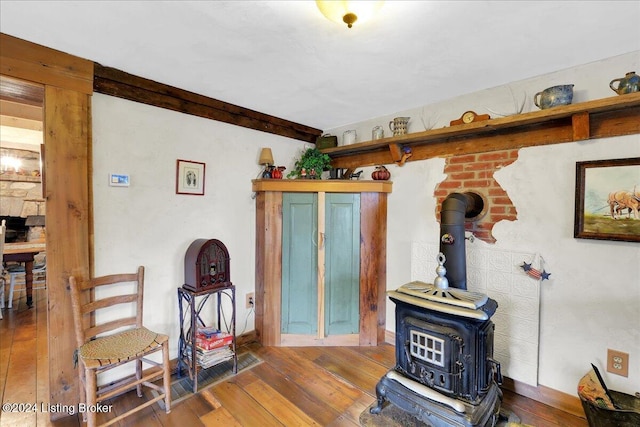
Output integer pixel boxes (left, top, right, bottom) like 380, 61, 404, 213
243, 376, 322, 426
181, 392, 216, 418
350, 344, 396, 367
2, 298, 38, 427
209, 380, 283, 427
502, 390, 588, 427
200, 406, 243, 427
107, 390, 163, 427
247, 359, 341, 426
0, 306, 15, 405
198, 389, 222, 410
311, 347, 389, 396
328, 393, 375, 426
255, 346, 363, 413
35, 290, 51, 427
150, 394, 206, 427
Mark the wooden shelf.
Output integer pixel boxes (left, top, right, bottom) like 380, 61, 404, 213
252, 179, 392, 193
320, 92, 640, 169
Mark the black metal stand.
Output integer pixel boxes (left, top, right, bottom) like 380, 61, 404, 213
177, 284, 237, 393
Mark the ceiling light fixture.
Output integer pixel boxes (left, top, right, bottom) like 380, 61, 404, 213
316, 1, 384, 29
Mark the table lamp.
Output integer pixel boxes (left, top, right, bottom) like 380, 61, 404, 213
259, 148, 274, 178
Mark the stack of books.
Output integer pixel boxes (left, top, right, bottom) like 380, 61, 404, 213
187, 327, 234, 369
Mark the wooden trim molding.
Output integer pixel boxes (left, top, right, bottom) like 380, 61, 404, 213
1, 32, 93, 418
0, 33, 93, 94
93, 63, 322, 143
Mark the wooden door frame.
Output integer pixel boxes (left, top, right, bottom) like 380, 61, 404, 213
1, 33, 93, 418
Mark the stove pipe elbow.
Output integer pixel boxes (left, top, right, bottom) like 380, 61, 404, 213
439, 192, 483, 290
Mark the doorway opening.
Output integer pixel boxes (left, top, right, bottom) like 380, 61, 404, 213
1, 74, 47, 336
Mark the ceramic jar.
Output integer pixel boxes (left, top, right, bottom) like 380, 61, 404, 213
609, 71, 640, 95
534, 84, 574, 109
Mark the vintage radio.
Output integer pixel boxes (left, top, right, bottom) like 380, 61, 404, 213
183, 239, 231, 292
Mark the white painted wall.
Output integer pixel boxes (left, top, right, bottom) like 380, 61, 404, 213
92, 94, 308, 371
92, 51, 639, 397
325, 51, 640, 396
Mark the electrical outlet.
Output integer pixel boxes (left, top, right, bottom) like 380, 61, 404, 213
246, 292, 255, 309
607, 349, 629, 377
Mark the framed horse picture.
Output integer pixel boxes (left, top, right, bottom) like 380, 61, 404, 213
574, 157, 640, 242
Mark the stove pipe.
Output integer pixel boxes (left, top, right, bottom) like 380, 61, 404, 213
439, 192, 483, 290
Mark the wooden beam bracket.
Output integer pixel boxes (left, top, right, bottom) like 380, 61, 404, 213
388, 143, 413, 167
572, 111, 590, 141
388, 143, 402, 163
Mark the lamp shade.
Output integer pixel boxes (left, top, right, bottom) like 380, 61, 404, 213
316, 1, 384, 28
259, 148, 274, 165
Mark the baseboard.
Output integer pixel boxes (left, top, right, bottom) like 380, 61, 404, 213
236, 330, 258, 347
383, 330, 585, 419
384, 329, 395, 345
501, 376, 585, 419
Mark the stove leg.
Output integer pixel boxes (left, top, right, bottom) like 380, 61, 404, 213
370, 380, 388, 414
370, 396, 386, 415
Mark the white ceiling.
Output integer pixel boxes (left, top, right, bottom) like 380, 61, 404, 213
1, 1, 639, 132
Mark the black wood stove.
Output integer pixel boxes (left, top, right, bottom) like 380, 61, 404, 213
371, 193, 502, 427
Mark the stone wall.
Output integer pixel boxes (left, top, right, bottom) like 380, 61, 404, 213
0, 180, 45, 217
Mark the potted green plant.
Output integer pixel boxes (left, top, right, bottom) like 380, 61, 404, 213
287, 147, 332, 179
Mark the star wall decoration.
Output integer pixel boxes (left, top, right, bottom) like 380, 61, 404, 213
521, 261, 551, 281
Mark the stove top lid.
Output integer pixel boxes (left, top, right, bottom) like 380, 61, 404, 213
396, 281, 489, 309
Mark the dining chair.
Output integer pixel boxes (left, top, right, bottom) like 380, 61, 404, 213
4, 256, 46, 308
68, 266, 171, 427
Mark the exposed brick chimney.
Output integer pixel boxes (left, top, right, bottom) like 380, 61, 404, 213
434, 150, 519, 243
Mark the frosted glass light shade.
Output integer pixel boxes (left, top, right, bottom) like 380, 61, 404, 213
316, 1, 384, 28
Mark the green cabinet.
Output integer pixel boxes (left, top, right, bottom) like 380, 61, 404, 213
281, 193, 360, 337
324, 193, 360, 335
253, 179, 391, 347
282, 193, 318, 334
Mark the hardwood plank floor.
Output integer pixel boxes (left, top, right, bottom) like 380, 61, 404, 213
1, 289, 589, 426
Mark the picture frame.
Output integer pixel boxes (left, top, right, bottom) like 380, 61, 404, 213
176, 159, 206, 195
574, 157, 640, 242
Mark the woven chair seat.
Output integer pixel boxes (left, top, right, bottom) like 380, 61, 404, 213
79, 327, 168, 369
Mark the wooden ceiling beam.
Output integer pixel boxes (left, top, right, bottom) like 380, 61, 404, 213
93, 63, 322, 144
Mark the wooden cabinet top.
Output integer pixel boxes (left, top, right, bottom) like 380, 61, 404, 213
252, 179, 392, 193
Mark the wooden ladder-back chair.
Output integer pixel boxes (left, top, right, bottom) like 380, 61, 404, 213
68, 266, 171, 427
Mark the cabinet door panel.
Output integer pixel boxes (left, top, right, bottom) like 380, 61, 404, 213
282, 193, 318, 334
325, 193, 360, 335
